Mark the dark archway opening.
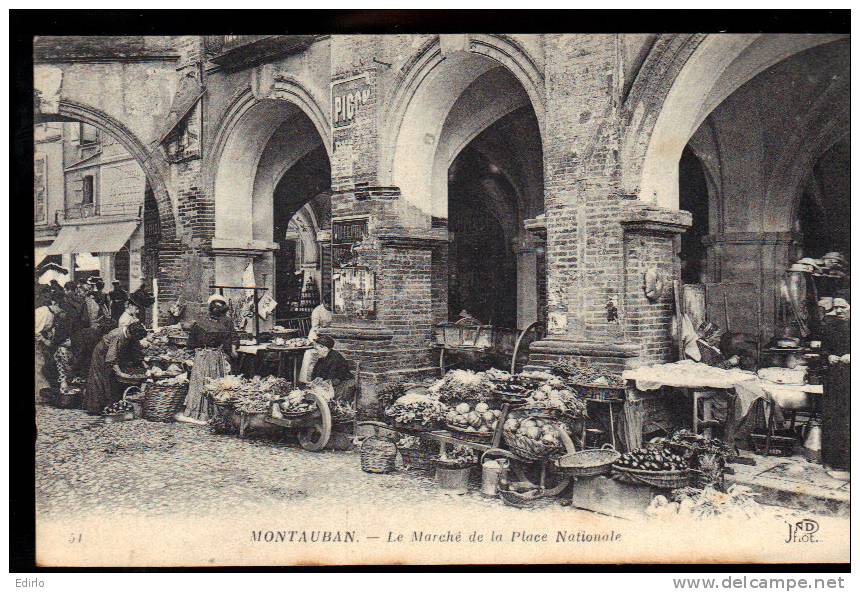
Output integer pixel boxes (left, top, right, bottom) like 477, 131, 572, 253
678, 146, 710, 284
798, 135, 851, 259
272, 145, 331, 323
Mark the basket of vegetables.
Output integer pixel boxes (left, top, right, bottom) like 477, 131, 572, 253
430, 369, 494, 406
384, 391, 446, 433
115, 364, 147, 386
397, 435, 437, 471
102, 400, 136, 422
444, 402, 501, 443
434, 446, 478, 494
277, 388, 319, 418
502, 411, 572, 461
612, 443, 690, 490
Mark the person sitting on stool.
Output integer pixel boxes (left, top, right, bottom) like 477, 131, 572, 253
309, 334, 355, 402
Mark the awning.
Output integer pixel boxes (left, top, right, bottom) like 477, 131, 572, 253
44, 221, 139, 255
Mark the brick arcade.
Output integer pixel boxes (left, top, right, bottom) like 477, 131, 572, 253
33, 33, 850, 403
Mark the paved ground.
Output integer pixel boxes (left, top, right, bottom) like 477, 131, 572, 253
35, 405, 547, 521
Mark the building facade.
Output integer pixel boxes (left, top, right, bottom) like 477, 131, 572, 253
33, 33, 850, 398
34, 120, 148, 290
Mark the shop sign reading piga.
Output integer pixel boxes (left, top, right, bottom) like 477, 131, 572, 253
331, 73, 371, 130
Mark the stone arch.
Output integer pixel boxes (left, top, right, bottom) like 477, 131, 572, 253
624, 33, 846, 208
36, 99, 178, 241
380, 34, 545, 217
207, 84, 331, 243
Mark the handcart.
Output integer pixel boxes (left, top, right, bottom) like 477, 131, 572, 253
433, 319, 544, 376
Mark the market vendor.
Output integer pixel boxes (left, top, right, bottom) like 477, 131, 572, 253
179, 293, 237, 423
109, 280, 128, 321
820, 297, 850, 480
299, 293, 333, 382
83, 321, 148, 415
118, 290, 148, 330
309, 334, 355, 402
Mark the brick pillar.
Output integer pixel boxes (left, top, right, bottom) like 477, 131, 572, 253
529, 35, 692, 372
325, 36, 443, 406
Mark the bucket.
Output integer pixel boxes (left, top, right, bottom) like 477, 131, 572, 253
436, 465, 472, 494
480, 458, 509, 497
803, 420, 822, 464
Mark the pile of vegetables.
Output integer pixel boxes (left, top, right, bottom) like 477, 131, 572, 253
102, 400, 134, 416
118, 362, 147, 377
384, 391, 447, 430
142, 331, 195, 369
204, 375, 288, 414
646, 485, 762, 520
330, 399, 356, 423
615, 442, 688, 472
376, 382, 407, 413
146, 363, 186, 379
551, 359, 624, 388
277, 388, 317, 415
490, 372, 539, 404
149, 373, 189, 387
445, 402, 502, 434
436, 445, 477, 468
430, 369, 494, 405
522, 376, 587, 418
502, 412, 566, 457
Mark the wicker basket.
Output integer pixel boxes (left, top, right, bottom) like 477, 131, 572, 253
557, 444, 620, 478
611, 465, 690, 489
399, 446, 436, 471
499, 488, 550, 509
502, 428, 565, 461
142, 383, 189, 423
445, 424, 494, 443
361, 435, 398, 474
115, 370, 147, 386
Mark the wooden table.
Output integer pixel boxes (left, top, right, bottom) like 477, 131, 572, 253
235, 343, 312, 387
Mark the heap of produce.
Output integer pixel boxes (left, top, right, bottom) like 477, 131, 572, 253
384, 391, 447, 430
330, 399, 356, 423
522, 377, 587, 418
118, 362, 147, 377
275, 388, 317, 415
142, 330, 195, 369
614, 442, 688, 472
376, 382, 407, 414
102, 400, 135, 416
435, 445, 477, 468
445, 402, 502, 434
551, 359, 624, 388
148, 373, 189, 388
429, 369, 494, 405
146, 363, 186, 380
502, 413, 566, 457
652, 429, 731, 488
646, 485, 762, 520
204, 375, 288, 414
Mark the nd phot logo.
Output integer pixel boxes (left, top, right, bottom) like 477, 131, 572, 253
785, 518, 820, 543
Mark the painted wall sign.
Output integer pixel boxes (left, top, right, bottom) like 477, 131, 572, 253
331, 73, 371, 130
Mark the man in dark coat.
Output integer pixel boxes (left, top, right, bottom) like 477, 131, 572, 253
109, 280, 129, 321
820, 298, 850, 479
71, 316, 117, 379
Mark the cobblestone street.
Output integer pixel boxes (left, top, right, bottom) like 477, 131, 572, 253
35, 405, 568, 521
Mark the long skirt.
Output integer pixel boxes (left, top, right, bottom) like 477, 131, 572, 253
184, 348, 230, 422
299, 348, 319, 383
821, 363, 850, 470
84, 349, 118, 414
53, 341, 73, 390
35, 342, 51, 399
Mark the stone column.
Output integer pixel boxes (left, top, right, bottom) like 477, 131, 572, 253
514, 229, 545, 330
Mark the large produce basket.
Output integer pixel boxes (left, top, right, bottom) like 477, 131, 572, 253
611, 465, 690, 490
115, 370, 147, 386
445, 424, 494, 444
556, 444, 620, 478
143, 383, 189, 423
502, 429, 565, 461
398, 446, 436, 471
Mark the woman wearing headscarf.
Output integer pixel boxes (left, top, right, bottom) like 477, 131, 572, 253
309, 335, 356, 402
83, 321, 148, 415
180, 294, 237, 422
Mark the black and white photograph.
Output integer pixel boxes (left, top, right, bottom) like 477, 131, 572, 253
16, 9, 851, 569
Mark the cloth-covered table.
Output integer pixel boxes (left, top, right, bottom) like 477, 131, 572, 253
621, 361, 822, 450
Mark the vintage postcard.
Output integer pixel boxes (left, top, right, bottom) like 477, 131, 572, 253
28, 20, 850, 567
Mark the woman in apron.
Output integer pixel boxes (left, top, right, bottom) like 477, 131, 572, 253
83, 321, 147, 414
180, 294, 237, 423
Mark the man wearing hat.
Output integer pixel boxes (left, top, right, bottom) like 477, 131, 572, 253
108, 279, 129, 321
84, 277, 109, 326
309, 334, 355, 402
